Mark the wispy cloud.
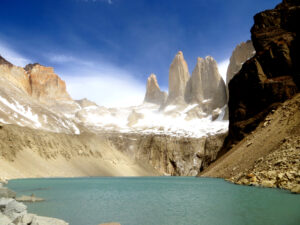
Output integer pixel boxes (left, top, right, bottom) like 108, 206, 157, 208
47, 53, 94, 67
55, 56, 146, 107
217, 59, 229, 82
0, 41, 31, 67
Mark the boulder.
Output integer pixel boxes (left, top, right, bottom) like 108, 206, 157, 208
0, 198, 27, 222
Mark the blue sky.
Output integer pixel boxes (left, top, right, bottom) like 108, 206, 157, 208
0, 0, 281, 107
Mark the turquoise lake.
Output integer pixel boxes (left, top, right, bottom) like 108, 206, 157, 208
7, 177, 300, 225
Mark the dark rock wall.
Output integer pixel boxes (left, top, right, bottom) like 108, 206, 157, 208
226, 0, 300, 147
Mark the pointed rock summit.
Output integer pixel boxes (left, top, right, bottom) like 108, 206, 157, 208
226, 40, 255, 85
166, 51, 190, 105
144, 73, 167, 105
186, 56, 227, 110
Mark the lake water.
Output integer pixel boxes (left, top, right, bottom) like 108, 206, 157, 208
7, 177, 300, 225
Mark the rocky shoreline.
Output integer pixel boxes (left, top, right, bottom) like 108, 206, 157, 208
0, 178, 69, 225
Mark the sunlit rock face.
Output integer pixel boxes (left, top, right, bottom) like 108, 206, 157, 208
166, 51, 190, 105
0, 56, 31, 94
226, 40, 255, 85
185, 56, 227, 112
25, 63, 72, 103
144, 73, 167, 105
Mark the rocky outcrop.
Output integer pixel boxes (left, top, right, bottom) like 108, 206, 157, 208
0, 57, 72, 104
25, 63, 72, 103
226, 0, 300, 146
226, 41, 255, 85
165, 51, 190, 105
104, 132, 227, 176
144, 74, 167, 105
0, 197, 68, 225
185, 56, 227, 111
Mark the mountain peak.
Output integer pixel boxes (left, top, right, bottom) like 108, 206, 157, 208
144, 73, 167, 105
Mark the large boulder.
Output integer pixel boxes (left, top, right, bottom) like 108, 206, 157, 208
165, 51, 190, 105
226, 0, 300, 146
185, 56, 227, 112
144, 73, 167, 105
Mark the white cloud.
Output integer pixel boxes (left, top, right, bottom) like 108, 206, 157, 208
0, 41, 31, 67
217, 59, 229, 82
47, 53, 94, 67
56, 58, 146, 108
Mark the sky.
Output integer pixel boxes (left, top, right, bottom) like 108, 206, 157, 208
0, 0, 281, 107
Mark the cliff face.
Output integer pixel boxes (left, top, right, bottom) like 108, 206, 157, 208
227, 0, 300, 145
144, 74, 167, 105
0, 60, 71, 104
226, 41, 255, 85
166, 51, 190, 105
25, 64, 72, 103
185, 56, 227, 111
104, 132, 227, 176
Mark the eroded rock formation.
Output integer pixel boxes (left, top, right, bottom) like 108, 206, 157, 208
144, 73, 167, 105
226, 41, 255, 85
0, 58, 71, 104
166, 51, 190, 105
185, 56, 227, 111
227, 0, 300, 146
25, 63, 71, 103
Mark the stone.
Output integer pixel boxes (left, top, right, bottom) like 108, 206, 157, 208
291, 185, 300, 194
0, 212, 11, 225
0, 198, 27, 222
144, 73, 167, 105
185, 56, 227, 111
226, 40, 255, 85
165, 51, 190, 105
261, 180, 276, 188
